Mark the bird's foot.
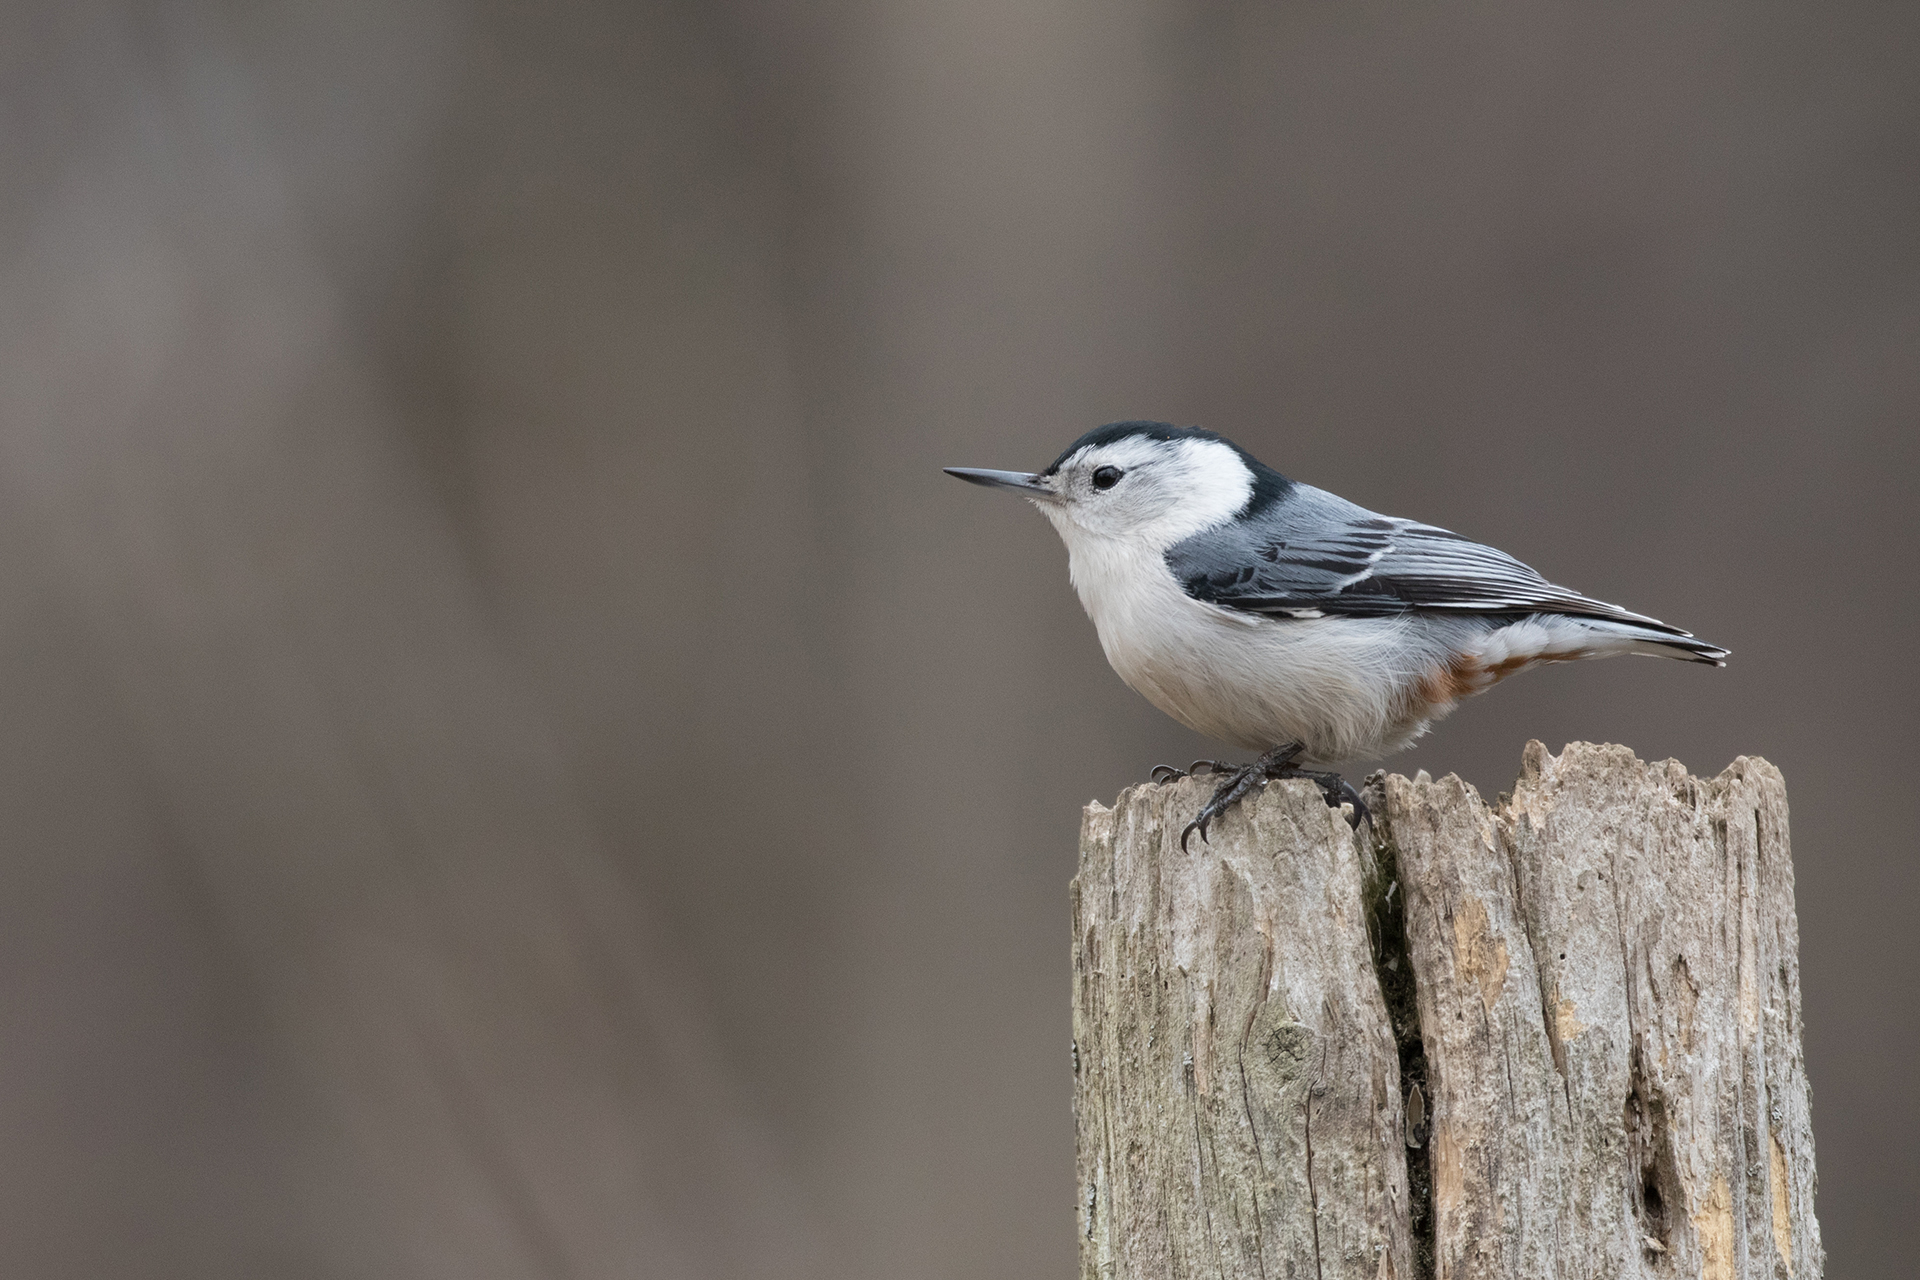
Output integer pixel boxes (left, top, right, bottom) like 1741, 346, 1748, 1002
1178, 743, 1368, 852
1179, 743, 1302, 851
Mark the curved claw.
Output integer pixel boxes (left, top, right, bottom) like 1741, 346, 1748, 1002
1180, 815, 1208, 852
1296, 769, 1370, 828
1338, 782, 1371, 828
1153, 760, 1238, 789
1332, 792, 1369, 828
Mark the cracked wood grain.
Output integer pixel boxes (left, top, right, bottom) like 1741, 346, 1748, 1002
1382, 743, 1822, 1280
1073, 775, 1412, 1280
1075, 743, 1820, 1280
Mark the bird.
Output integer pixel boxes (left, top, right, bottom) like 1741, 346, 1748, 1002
945, 421, 1726, 850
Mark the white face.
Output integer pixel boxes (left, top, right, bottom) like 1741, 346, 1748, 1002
1034, 435, 1253, 549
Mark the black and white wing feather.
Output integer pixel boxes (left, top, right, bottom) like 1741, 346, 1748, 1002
1166, 484, 1725, 660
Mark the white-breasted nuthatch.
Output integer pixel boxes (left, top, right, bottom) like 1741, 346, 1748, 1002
947, 422, 1726, 847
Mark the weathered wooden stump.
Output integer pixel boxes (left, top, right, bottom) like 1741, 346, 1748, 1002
1071, 741, 1820, 1280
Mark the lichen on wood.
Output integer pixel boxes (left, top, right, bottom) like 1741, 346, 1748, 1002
1072, 742, 1821, 1280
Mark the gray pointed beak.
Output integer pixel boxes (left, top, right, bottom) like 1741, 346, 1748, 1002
944, 467, 1054, 496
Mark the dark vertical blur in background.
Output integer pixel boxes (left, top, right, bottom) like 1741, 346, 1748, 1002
0, 1, 1913, 1275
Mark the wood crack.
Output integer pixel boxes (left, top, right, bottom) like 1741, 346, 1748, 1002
1304, 1078, 1325, 1280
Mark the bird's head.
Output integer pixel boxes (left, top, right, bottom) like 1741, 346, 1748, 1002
945, 422, 1285, 550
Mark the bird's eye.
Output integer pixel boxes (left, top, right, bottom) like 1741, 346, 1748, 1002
1091, 465, 1124, 491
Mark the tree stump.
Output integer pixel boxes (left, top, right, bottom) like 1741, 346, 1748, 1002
1071, 741, 1821, 1280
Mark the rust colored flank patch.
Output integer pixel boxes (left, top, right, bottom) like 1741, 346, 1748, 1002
1413, 650, 1578, 710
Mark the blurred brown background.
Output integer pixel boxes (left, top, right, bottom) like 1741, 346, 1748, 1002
1, 1, 1914, 1276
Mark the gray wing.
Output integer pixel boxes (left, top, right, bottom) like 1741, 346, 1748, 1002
1166, 484, 1683, 631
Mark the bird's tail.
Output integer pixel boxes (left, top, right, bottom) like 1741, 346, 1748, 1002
1566, 616, 1728, 666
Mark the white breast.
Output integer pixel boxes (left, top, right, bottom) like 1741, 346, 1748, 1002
1055, 528, 1473, 764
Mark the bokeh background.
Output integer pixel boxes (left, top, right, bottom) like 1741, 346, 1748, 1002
2, 1, 1914, 1276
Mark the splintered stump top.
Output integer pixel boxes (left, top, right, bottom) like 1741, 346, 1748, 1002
1071, 741, 1820, 1280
